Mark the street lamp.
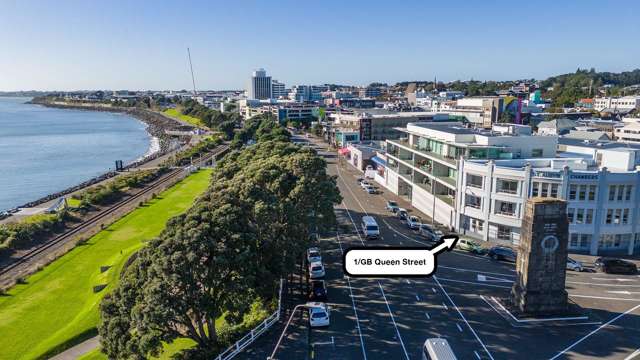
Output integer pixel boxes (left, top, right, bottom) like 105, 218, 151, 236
267, 302, 315, 360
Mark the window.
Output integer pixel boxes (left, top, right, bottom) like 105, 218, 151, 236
623, 209, 630, 224
496, 201, 517, 216
588, 185, 597, 201
609, 185, 616, 201
497, 225, 511, 241
625, 185, 633, 201
550, 184, 559, 198
569, 184, 577, 200
471, 218, 483, 232
497, 179, 518, 194
606, 209, 613, 224
615, 209, 622, 224
567, 208, 575, 223
465, 194, 481, 209
532, 148, 543, 157
540, 183, 549, 197
617, 186, 624, 201
576, 209, 584, 224
578, 185, 587, 201
580, 234, 592, 249
570, 233, 579, 247
532, 182, 539, 197
466, 174, 483, 188
586, 209, 594, 224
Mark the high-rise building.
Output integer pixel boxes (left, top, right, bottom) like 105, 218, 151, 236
248, 68, 272, 100
271, 80, 286, 98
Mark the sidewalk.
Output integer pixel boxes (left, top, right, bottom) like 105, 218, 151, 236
49, 337, 100, 360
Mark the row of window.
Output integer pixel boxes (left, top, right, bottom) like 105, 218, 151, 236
608, 184, 633, 202
605, 208, 631, 225
567, 208, 594, 224
568, 184, 597, 201
532, 182, 559, 198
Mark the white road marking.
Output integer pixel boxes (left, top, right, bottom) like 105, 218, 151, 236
482, 296, 589, 322
549, 304, 640, 360
415, 294, 421, 301
425, 312, 430, 320
432, 287, 437, 293
477, 274, 513, 283
624, 348, 640, 360
442, 302, 449, 311
456, 323, 463, 332
592, 277, 638, 282
336, 231, 368, 360
434, 276, 495, 360
607, 290, 640, 295
474, 350, 481, 359
406, 279, 411, 284
568, 294, 640, 302
440, 265, 514, 278
436, 276, 512, 289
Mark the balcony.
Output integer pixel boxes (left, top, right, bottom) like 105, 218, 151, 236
392, 139, 456, 166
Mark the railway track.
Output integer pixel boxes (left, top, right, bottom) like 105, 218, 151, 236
0, 145, 228, 286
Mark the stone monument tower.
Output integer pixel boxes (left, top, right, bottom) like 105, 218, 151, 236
510, 198, 569, 314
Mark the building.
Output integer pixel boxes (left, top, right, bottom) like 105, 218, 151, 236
329, 111, 450, 141
536, 119, 577, 136
594, 96, 640, 112
324, 98, 376, 108
239, 99, 316, 122
360, 86, 381, 98
271, 80, 286, 98
615, 121, 640, 143
375, 122, 640, 255
248, 68, 272, 100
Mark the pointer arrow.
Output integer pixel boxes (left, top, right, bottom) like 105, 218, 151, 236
431, 236, 459, 255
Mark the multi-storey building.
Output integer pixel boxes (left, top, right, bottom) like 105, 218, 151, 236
247, 68, 272, 100
271, 80, 286, 98
593, 96, 640, 112
329, 111, 450, 141
378, 122, 640, 255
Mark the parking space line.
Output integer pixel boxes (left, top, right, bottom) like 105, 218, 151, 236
436, 276, 512, 289
549, 304, 640, 360
425, 312, 430, 320
568, 294, 640, 302
415, 294, 420, 301
456, 323, 463, 332
434, 276, 495, 360
442, 302, 449, 311
474, 350, 481, 359
624, 348, 640, 360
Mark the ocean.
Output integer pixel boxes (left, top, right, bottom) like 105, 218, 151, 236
0, 97, 154, 211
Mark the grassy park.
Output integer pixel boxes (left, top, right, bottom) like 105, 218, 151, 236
0, 169, 212, 360
164, 108, 207, 128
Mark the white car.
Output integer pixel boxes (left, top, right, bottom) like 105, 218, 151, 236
397, 208, 408, 222
407, 216, 421, 230
307, 247, 322, 264
308, 302, 330, 327
360, 181, 371, 189
309, 261, 325, 279
385, 200, 399, 213
567, 257, 583, 272
364, 185, 376, 194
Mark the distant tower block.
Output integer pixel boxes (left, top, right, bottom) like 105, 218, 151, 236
510, 198, 569, 314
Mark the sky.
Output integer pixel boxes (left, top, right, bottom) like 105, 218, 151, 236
1, 0, 639, 91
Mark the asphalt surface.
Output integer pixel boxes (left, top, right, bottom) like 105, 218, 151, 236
239, 134, 640, 360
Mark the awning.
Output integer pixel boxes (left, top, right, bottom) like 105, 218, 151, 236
371, 156, 386, 167
338, 148, 350, 155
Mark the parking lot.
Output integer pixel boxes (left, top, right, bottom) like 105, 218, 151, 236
241, 135, 640, 360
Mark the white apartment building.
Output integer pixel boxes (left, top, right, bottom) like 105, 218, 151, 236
248, 68, 272, 100
271, 80, 286, 99
615, 121, 640, 143
378, 122, 640, 255
593, 96, 640, 112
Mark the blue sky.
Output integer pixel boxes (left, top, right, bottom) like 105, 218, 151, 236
1, 0, 639, 91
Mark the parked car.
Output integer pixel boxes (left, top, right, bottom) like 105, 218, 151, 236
364, 185, 377, 194
456, 238, 485, 254
488, 246, 517, 262
419, 224, 442, 242
308, 261, 326, 279
594, 258, 638, 274
308, 302, 330, 327
397, 208, 408, 221
366, 165, 374, 171
407, 216, 421, 230
307, 247, 322, 264
566, 257, 584, 272
360, 181, 371, 189
386, 200, 399, 213
309, 280, 328, 301
422, 338, 457, 360
356, 177, 364, 185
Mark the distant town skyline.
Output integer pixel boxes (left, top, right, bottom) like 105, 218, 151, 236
2, 0, 639, 91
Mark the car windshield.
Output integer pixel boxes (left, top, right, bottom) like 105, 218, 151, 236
389, 201, 397, 206
366, 225, 378, 231
311, 266, 322, 271
311, 312, 327, 319
309, 251, 319, 258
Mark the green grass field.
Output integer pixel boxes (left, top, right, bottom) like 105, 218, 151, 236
164, 108, 207, 128
0, 170, 212, 360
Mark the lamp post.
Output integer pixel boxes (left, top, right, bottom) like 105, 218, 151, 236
267, 303, 313, 360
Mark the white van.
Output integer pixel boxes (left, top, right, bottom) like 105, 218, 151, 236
422, 338, 457, 360
361, 216, 380, 240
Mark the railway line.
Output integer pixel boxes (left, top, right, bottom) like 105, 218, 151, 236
0, 144, 228, 288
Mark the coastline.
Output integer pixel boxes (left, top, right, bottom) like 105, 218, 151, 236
3, 100, 192, 213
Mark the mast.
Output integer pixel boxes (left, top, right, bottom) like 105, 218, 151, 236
187, 47, 197, 96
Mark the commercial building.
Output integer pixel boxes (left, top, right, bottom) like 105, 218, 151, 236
329, 111, 450, 141
271, 80, 287, 98
247, 68, 272, 100
376, 122, 640, 255
594, 96, 640, 113
360, 86, 381, 98
239, 99, 316, 122
288, 85, 328, 102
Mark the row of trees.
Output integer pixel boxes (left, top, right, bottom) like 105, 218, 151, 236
99, 115, 342, 359
179, 100, 242, 139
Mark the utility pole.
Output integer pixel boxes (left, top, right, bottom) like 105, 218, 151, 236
187, 47, 197, 96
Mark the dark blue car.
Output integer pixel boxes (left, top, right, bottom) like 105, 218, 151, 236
487, 246, 517, 262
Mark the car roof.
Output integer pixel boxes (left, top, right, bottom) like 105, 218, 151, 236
310, 261, 323, 266
308, 247, 319, 252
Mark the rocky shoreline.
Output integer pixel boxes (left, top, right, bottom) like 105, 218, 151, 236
3, 100, 192, 213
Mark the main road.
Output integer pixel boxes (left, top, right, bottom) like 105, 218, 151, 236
242, 134, 640, 360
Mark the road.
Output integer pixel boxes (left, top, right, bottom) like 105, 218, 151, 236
240, 134, 640, 360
